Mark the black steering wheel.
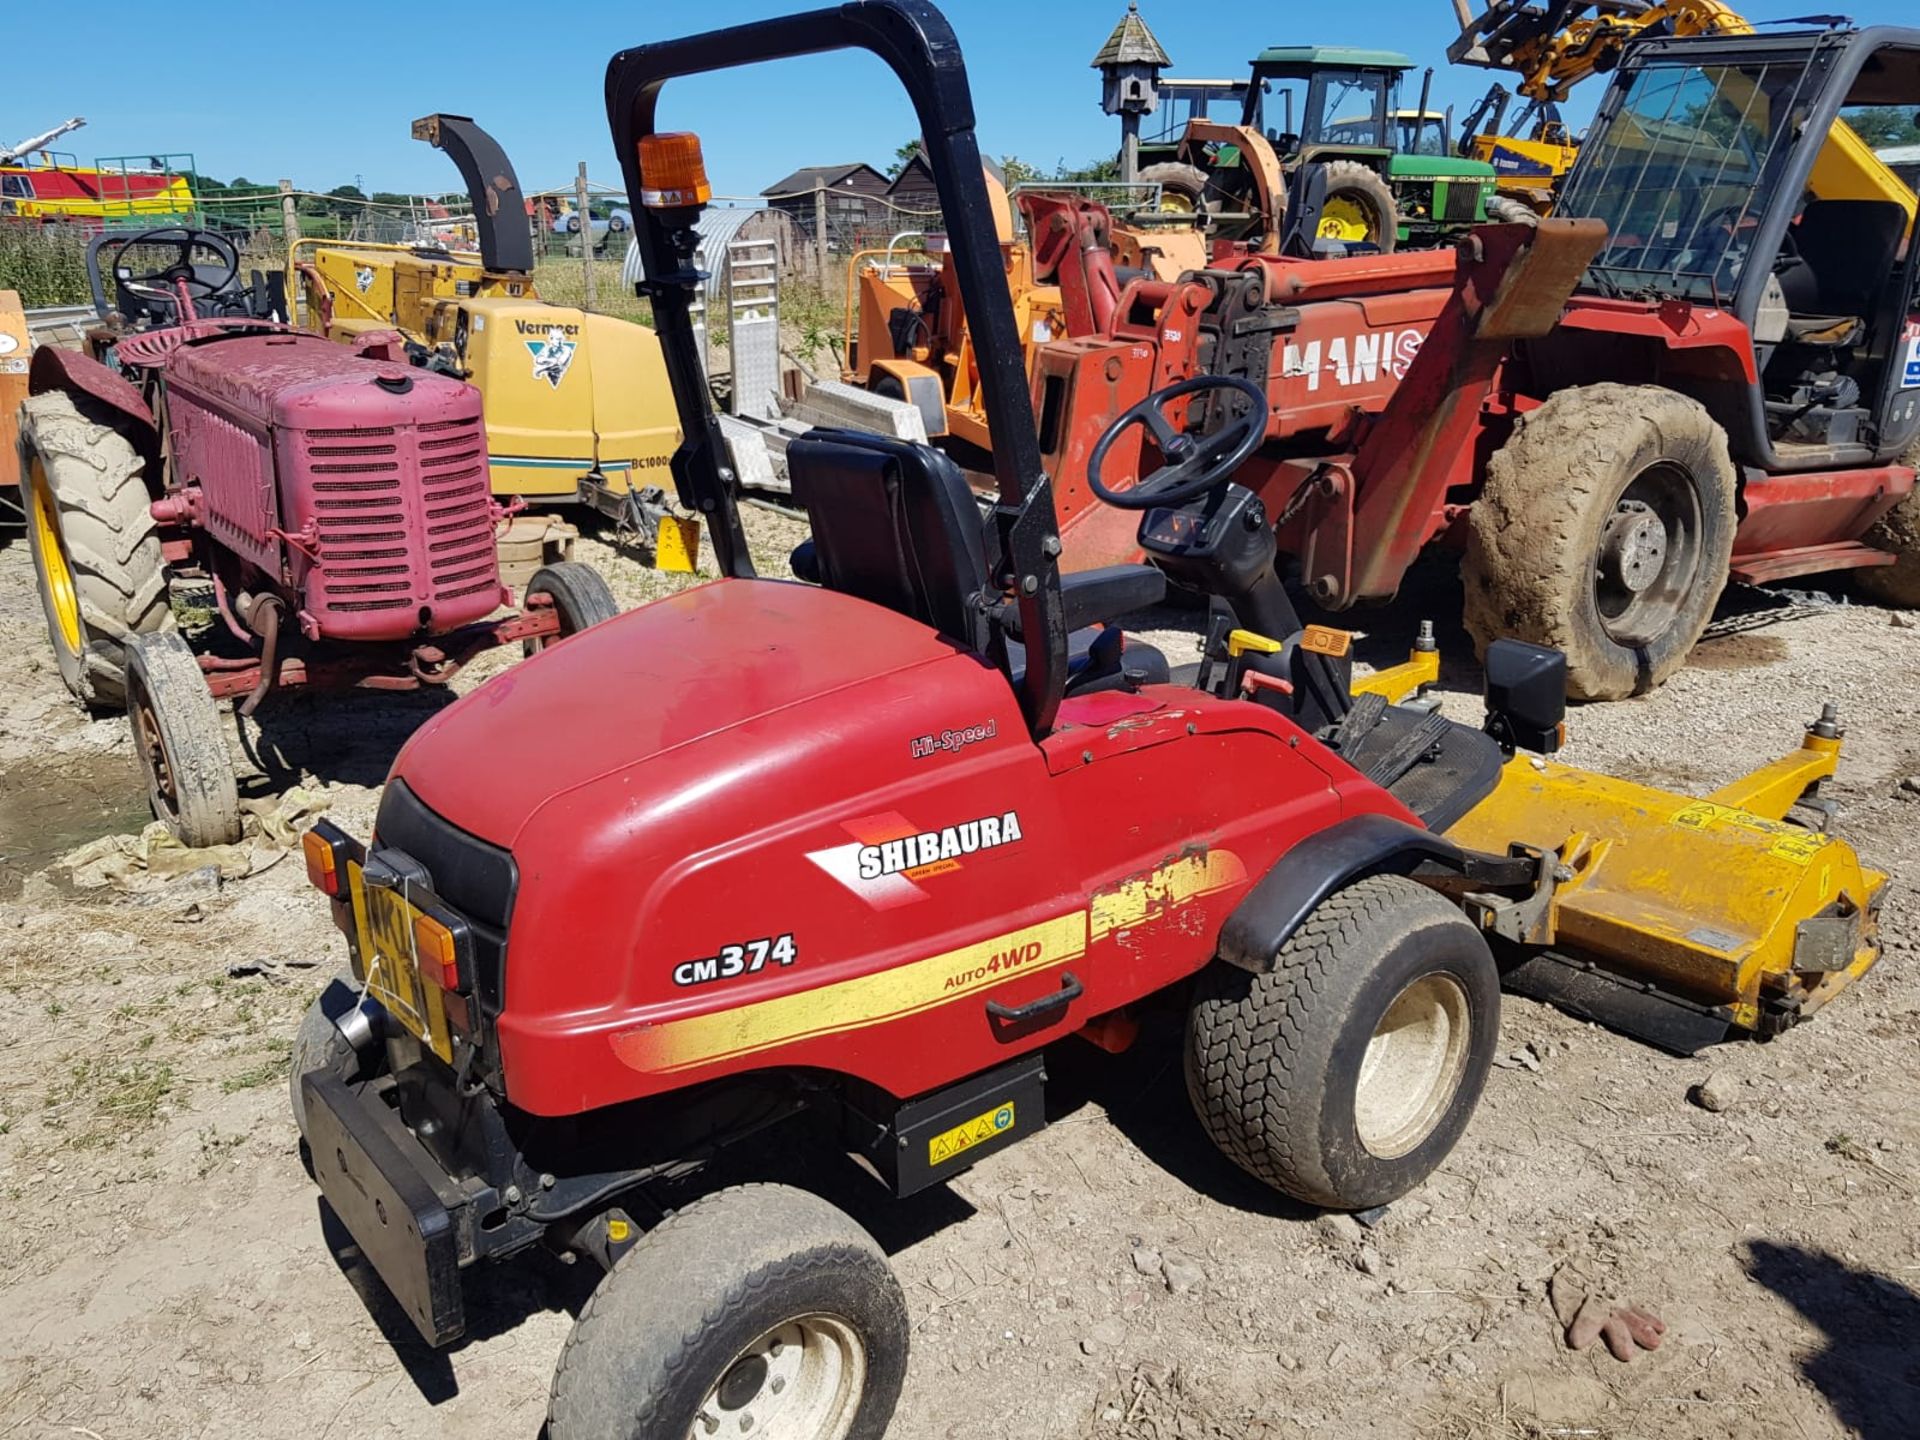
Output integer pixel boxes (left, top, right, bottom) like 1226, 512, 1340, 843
1086, 374, 1268, 510
107, 227, 240, 303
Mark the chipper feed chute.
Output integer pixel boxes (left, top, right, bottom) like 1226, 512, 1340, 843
1440, 704, 1885, 1053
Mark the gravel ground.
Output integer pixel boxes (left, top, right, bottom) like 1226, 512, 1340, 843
1, 512, 1917, 1440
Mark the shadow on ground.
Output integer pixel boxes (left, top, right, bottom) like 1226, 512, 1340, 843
1745, 1239, 1920, 1440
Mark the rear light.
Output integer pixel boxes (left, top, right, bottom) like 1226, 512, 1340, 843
412, 912, 463, 992
638, 132, 712, 209
302, 821, 365, 898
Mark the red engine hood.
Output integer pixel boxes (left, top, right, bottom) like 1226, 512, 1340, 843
391, 578, 968, 847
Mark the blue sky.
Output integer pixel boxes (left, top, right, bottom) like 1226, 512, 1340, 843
8, 0, 1915, 200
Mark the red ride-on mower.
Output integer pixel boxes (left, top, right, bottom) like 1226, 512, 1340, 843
18, 227, 618, 845
288, 5, 1882, 1435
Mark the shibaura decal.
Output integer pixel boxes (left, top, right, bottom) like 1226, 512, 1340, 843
527, 325, 578, 388
910, 718, 997, 759
807, 809, 1023, 908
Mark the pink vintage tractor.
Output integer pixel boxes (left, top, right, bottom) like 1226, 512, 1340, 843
18, 228, 619, 845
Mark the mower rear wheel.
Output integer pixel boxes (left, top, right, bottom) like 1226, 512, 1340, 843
522, 561, 620, 656
1463, 383, 1736, 700
1316, 161, 1398, 253
1855, 441, 1920, 607
19, 391, 171, 708
548, 1183, 908, 1440
125, 630, 242, 848
1184, 874, 1498, 1211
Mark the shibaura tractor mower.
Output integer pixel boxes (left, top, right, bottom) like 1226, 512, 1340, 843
289, 5, 1886, 1435
291, 115, 697, 573
1033, 22, 1920, 699
18, 227, 619, 847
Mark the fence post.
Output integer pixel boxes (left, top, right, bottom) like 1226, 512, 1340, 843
813, 183, 829, 282
278, 179, 299, 246
575, 163, 598, 312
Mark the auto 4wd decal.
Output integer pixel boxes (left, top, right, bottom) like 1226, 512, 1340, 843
611, 849, 1245, 1076
806, 809, 1022, 909
527, 325, 578, 388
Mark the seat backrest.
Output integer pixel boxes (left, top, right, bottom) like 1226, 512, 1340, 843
1790, 199, 1907, 316
786, 428, 992, 653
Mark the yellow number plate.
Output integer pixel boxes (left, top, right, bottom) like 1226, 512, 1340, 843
346, 861, 454, 1063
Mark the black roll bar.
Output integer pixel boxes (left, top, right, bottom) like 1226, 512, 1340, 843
605, 0, 1068, 734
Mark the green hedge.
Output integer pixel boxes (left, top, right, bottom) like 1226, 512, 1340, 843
0, 225, 93, 307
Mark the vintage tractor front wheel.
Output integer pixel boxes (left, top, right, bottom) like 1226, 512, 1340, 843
523, 561, 620, 656
1184, 874, 1499, 1211
1316, 161, 1398, 253
19, 391, 171, 708
1464, 383, 1737, 701
125, 630, 242, 848
1854, 440, 1920, 607
548, 1183, 908, 1440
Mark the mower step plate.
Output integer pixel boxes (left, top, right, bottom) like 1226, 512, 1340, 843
857, 1054, 1047, 1198
304, 1070, 464, 1346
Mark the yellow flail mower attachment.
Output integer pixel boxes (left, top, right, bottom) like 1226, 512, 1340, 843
1364, 639, 1886, 1055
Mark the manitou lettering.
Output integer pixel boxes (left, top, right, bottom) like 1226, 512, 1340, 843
1282, 327, 1425, 393
857, 811, 1023, 879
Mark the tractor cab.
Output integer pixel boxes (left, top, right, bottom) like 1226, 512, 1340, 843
1547, 26, 1920, 463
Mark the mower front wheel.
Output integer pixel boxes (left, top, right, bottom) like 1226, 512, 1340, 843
125, 630, 242, 848
548, 1183, 908, 1440
522, 561, 620, 656
1184, 874, 1499, 1211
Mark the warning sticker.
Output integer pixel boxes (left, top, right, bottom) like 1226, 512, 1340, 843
1903, 326, 1920, 389
1768, 829, 1831, 867
1670, 800, 1831, 865
928, 1101, 1016, 1166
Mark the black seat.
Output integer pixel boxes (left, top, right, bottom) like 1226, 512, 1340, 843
1775, 199, 1907, 342
786, 429, 1169, 688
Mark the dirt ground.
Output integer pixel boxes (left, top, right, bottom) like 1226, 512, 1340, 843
2, 511, 1917, 1440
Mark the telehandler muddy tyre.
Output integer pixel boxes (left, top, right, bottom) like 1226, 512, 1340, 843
548, 1183, 909, 1440
1463, 383, 1736, 701
1485, 194, 1542, 227
1854, 441, 1920, 607
1138, 161, 1213, 220
522, 561, 620, 656
125, 630, 242, 848
1184, 874, 1498, 1211
1317, 160, 1398, 253
19, 391, 171, 708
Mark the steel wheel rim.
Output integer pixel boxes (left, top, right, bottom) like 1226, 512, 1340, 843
28, 456, 83, 655
1593, 460, 1703, 647
1354, 973, 1471, 1160
128, 671, 180, 824
1317, 196, 1376, 244
692, 1314, 866, 1440
1156, 190, 1198, 215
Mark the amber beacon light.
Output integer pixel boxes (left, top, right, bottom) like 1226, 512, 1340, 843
638, 132, 713, 209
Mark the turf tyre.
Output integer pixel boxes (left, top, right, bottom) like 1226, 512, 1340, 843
548, 1183, 908, 1440
1184, 874, 1498, 1210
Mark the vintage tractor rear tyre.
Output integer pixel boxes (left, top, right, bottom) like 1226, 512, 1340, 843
548, 1183, 909, 1440
1184, 874, 1499, 1211
1854, 441, 1920, 607
523, 561, 620, 656
125, 630, 242, 848
1463, 383, 1737, 701
19, 391, 171, 709
1485, 195, 1542, 227
1138, 161, 1213, 218
1317, 161, 1398, 253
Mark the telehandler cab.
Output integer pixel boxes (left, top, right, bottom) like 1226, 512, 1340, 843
290, 5, 1885, 1435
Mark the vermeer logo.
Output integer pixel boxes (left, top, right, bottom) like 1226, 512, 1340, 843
526, 325, 578, 388
857, 812, 1022, 880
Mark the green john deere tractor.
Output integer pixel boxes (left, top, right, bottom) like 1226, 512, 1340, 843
1141, 47, 1502, 252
